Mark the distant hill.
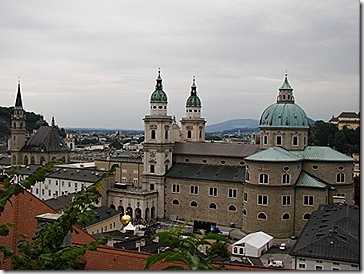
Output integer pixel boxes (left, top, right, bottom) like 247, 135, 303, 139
206, 119, 259, 133
206, 118, 316, 133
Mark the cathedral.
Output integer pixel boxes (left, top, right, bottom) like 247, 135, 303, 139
10, 70, 355, 238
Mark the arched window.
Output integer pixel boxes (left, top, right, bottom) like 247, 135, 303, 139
209, 203, 217, 209
190, 201, 197, 207
259, 173, 269, 184
187, 130, 192, 139
243, 208, 247, 216
31, 156, 35, 164
228, 205, 237, 212
282, 213, 290, 220
151, 130, 156, 140
20, 122, 23, 129
303, 213, 311, 220
172, 199, 180, 205
257, 212, 267, 220
336, 173, 345, 183
282, 173, 290, 184
40, 156, 46, 165
23, 155, 28, 165
199, 130, 202, 139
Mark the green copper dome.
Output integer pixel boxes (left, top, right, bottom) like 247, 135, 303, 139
259, 103, 309, 129
150, 70, 168, 103
186, 77, 201, 107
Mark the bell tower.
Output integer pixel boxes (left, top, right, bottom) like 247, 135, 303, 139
142, 69, 174, 219
180, 77, 206, 142
10, 78, 26, 165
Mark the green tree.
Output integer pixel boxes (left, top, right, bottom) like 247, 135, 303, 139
145, 222, 230, 270
0, 161, 118, 270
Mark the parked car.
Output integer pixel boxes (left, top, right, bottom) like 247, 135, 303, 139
279, 243, 286, 250
269, 260, 284, 268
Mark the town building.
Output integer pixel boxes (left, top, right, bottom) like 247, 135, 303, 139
329, 111, 360, 130
289, 203, 359, 271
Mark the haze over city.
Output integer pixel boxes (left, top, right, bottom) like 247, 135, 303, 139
0, 0, 359, 130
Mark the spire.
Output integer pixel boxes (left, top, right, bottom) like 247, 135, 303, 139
279, 71, 293, 90
51, 117, 55, 127
191, 76, 197, 96
15, 76, 23, 109
155, 68, 163, 90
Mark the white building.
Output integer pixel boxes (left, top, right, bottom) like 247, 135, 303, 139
231, 231, 273, 257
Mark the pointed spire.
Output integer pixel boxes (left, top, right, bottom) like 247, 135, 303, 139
155, 67, 163, 89
51, 117, 55, 127
15, 76, 23, 109
279, 71, 293, 90
191, 76, 197, 95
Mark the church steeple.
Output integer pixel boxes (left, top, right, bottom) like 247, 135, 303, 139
15, 77, 23, 109
277, 71, 295, 103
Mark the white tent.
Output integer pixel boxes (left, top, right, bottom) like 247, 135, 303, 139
232, 231, 273, 257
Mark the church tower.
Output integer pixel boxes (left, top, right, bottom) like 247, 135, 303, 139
180, 77, 206, 142
10, 78, 26, 165
142, 69, 174, 219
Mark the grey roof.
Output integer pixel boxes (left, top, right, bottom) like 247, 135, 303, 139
245, 146, 301, 162
291, 146, 354, 162
45, 192, 78, 211
173, 142, 260, 158
13, 164, 43, 175
296, 171, 329, 189
290, 203, 359, 263
83, 206, 121, 227
21, 126, 69, 153
166, 163, 245, 182
48, 167, 104, 183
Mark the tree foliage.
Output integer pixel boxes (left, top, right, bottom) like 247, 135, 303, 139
0, 161, 118, 270
309, 121, 360, 155
145, 222, 230, 270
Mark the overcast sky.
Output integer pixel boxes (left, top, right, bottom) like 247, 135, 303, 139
0, 0, 360, 130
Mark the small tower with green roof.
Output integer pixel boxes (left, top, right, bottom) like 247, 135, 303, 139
180, 77, 206, 142
259, 72, 309, 151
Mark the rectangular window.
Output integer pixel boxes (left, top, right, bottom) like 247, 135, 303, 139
298, 264, 306, 269
172, 184, 180, 193
49, 179, 51, 185
62, 181, 64, 186
228, 188, 237, 198
276, 135, 282, 146
209, 187, 218, 197
303, 195, 314, 206
36, 188, 39, 195
315, 266, 323, 270
42, 189, 45, 195
282, 195, 291, 206
48, 190, 51, 196
257, 195, 268, 205
55, 180, 58, 186
68, 182, 71, 187
293, 136, 299, 146
282, 174, 290, 184
150, 184, 155, 191
243, 192, 248, 202
246, 171, 250, 182
190, 185, 199, 195
150, 164, 155, 174
259, 173, 269, 184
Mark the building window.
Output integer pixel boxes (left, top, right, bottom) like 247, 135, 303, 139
151, 130, 156, 140
48, 190, 51, 196
190, 201, 198, 207
165, 130, 168, 139
68, 182, 71, 187
263, 135, 268, 145
299, 264, 306, 269
282, 195, 291, 206
282, 213, 290, 220
303, 195, 314, 206
187, 130, 192, 139
150, 164, 155, 174
172, 184, 180, 193
292, 136, 299, 146
257, 212, 267, 220
246, 171, 250, 182
282, 173, 290, 184
209, 187, 218, 197
228, 205, 237, 212
190, 185, 199, 195
228, 188, 237, 198
243, 192, 248, 202
336, 173, 345, 183
312, 165, 319, 170
209, 203, 217, 209
303, 213, 311, 220
150, 184, 155, 191
259, 173, 269, 184
243, 208, 247, 216
276, 135, 282, 146
257, 195, 268, 206
172, 199, 180, 205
